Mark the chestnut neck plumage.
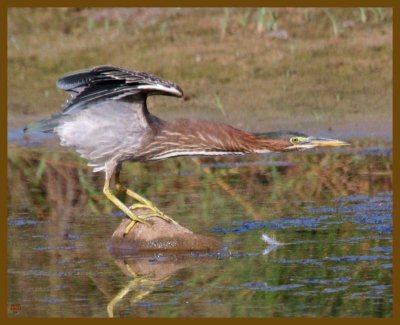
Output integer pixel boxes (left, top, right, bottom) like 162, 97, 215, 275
140, 117, 290, 161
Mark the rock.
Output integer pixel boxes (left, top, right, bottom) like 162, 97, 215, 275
109, 216, 223, 255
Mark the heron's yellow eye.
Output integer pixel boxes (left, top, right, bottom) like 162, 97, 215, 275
290, 136, 309, 145
290, 137, 300, 144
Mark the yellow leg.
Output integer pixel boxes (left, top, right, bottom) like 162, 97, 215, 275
107, 277, 157, 318
124, 220, 136, 235
103, 178, 150, 235
115, 171, 178, 225
129, 204, 159, 216
130, 203, 178, 224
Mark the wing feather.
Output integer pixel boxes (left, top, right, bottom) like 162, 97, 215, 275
57, 65, 183, 113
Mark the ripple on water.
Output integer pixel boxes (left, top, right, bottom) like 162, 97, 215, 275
32, 245, 84, 251
210, 192, 392, 236
322, 286, 348, 294
8, 218, 48, 227
301, 277, 351, 285
244, 282, 304, 292
324, 255, 391, 262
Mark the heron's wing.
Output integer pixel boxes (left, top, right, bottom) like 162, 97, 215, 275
57, 65, 183, 113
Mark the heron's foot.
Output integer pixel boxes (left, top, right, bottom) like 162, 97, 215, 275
129, 203, 179, 225
123, 216, 152, 236
123, 212, 152, 236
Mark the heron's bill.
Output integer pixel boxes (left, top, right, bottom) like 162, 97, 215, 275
309, 138, 350, 147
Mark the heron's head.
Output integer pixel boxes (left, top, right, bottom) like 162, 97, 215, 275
285, 135, 350, 151
255, 131, 349, 152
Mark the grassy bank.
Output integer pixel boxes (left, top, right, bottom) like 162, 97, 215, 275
8, 8, 392, 138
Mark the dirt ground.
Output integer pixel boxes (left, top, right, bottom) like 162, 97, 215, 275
7, 8, 392, 139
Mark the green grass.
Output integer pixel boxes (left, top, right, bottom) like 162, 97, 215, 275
8, 137, 392, 224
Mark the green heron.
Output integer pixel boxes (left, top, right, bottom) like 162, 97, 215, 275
24, 65, 348, 234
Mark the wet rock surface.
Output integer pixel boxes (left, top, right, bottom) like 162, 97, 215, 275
109, 215, 223, 255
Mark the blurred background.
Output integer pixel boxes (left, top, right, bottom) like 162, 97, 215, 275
8, 7, 392, 135
8, 8, 392, 317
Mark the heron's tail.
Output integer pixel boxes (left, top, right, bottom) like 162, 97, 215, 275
23, 113, 62, 133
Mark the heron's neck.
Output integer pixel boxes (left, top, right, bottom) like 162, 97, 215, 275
142, 118, 287, 160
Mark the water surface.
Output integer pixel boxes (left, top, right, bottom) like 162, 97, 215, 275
8, 131, 392, 317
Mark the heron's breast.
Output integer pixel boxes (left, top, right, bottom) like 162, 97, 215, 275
54, 102, 148, 163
